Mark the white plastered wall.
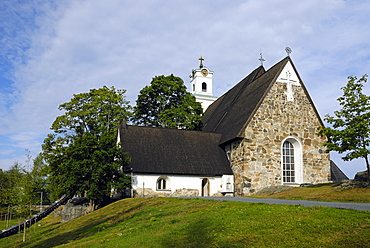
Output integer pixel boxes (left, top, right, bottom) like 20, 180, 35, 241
131, 173, 234, 196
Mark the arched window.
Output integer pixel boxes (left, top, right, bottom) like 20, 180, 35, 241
281, 138, 302, 184
282, 141, 295, 182
202, 82, 207, 92
156, 176, 170, 190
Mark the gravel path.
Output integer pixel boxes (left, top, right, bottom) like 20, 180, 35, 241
181, 197, 370, 211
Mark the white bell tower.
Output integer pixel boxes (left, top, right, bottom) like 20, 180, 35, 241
190, 57, 218, 111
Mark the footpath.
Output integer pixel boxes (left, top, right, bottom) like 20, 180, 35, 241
182, 197, 370, 211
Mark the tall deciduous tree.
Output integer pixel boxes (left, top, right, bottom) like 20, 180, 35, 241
42, 86, 131, 207
132, 74, 203, 130
0, 154, 50, 232
318, 75, 370, 181
0, 163, 24, 207
30, 154, 50, 204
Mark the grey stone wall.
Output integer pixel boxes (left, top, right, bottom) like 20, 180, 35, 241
134, 188, 200, 197
230, 80, 330, 196
61, 202, 92, 222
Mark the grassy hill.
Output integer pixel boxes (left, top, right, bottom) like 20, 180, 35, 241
255, 182, 370, 202
1, 184, 370, 247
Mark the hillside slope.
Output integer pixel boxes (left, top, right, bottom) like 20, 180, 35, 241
1, 197, 370, 247
255, 182, 370, 202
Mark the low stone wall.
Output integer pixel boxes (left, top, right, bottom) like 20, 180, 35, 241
253, 185, 294, 195
334, 180, 370, 189
172, 188, 199, 197
61, 198, 92, 222
134, 188, 200, 197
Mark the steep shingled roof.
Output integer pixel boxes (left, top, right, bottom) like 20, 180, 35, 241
330, 160, 349, 181
119, 123, 233, 176
203, 56, 324, 144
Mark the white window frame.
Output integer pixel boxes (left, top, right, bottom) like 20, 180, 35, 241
281, 137, 303, 185
156, 176, 170, 191
202, 82, 207, 92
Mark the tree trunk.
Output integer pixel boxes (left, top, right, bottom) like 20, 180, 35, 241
23, 221, 26, 242
365, 155, 370, 183
89, 200, 95, 212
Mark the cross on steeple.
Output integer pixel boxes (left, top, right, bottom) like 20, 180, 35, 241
199, 56, 204, 68
258, 52, 265, 66
285, 47, 292, 57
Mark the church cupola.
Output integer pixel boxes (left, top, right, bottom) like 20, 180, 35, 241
189, 57, 218, 111
190, 57, 213, 96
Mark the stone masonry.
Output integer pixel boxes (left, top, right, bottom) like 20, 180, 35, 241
61, 202, 91, 222
134, 188, 201, 197
230, 80, 331, 196
133, 188, 224, 197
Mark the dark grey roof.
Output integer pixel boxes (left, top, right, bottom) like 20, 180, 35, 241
330, 160, 349, 181
203, 57, 324, 145
119, 122, 233, 176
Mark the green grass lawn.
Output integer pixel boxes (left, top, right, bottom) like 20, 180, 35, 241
0, 217, 20, 230
1, 196, 370, 248
255, 182, 370, 202
0, 209, 43, 231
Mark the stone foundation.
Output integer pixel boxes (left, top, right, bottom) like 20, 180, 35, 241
134, 188, 200, 197
172, 188, 199, 197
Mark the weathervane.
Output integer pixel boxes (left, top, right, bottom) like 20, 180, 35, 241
285, 47, 292, 57
199, 56, 204, 68
258, 52, 265, 66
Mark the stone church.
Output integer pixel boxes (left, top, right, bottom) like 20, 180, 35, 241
119, 55, 346, 197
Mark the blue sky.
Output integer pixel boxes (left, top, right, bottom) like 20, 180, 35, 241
1, 0, 370, 178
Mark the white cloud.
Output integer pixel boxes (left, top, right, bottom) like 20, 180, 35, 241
0, 148, 14, 156
0, 0, 370, 178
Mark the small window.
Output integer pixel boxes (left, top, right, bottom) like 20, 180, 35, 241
226, 151, 231, 161
226, 179, 232, 191
156, 177, 170, 190
202, 82, 207, 92
192, 84, 195, 92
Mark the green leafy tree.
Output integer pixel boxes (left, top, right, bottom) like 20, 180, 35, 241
0, 155, 50, 232
0, 169, 8, 206
30, 154, 50, 204
1, 163, 25, 205
132, 74, 203, 130
0, 163, 24, 229
318, 75, 370, 181
0, 169, 5, 201
42, 86, 131, 207
0, 163, 32, 222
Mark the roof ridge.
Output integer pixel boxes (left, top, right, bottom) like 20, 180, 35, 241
234, 57, 290, 139
125, 124, 224, 135
209, 66, 266, 132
